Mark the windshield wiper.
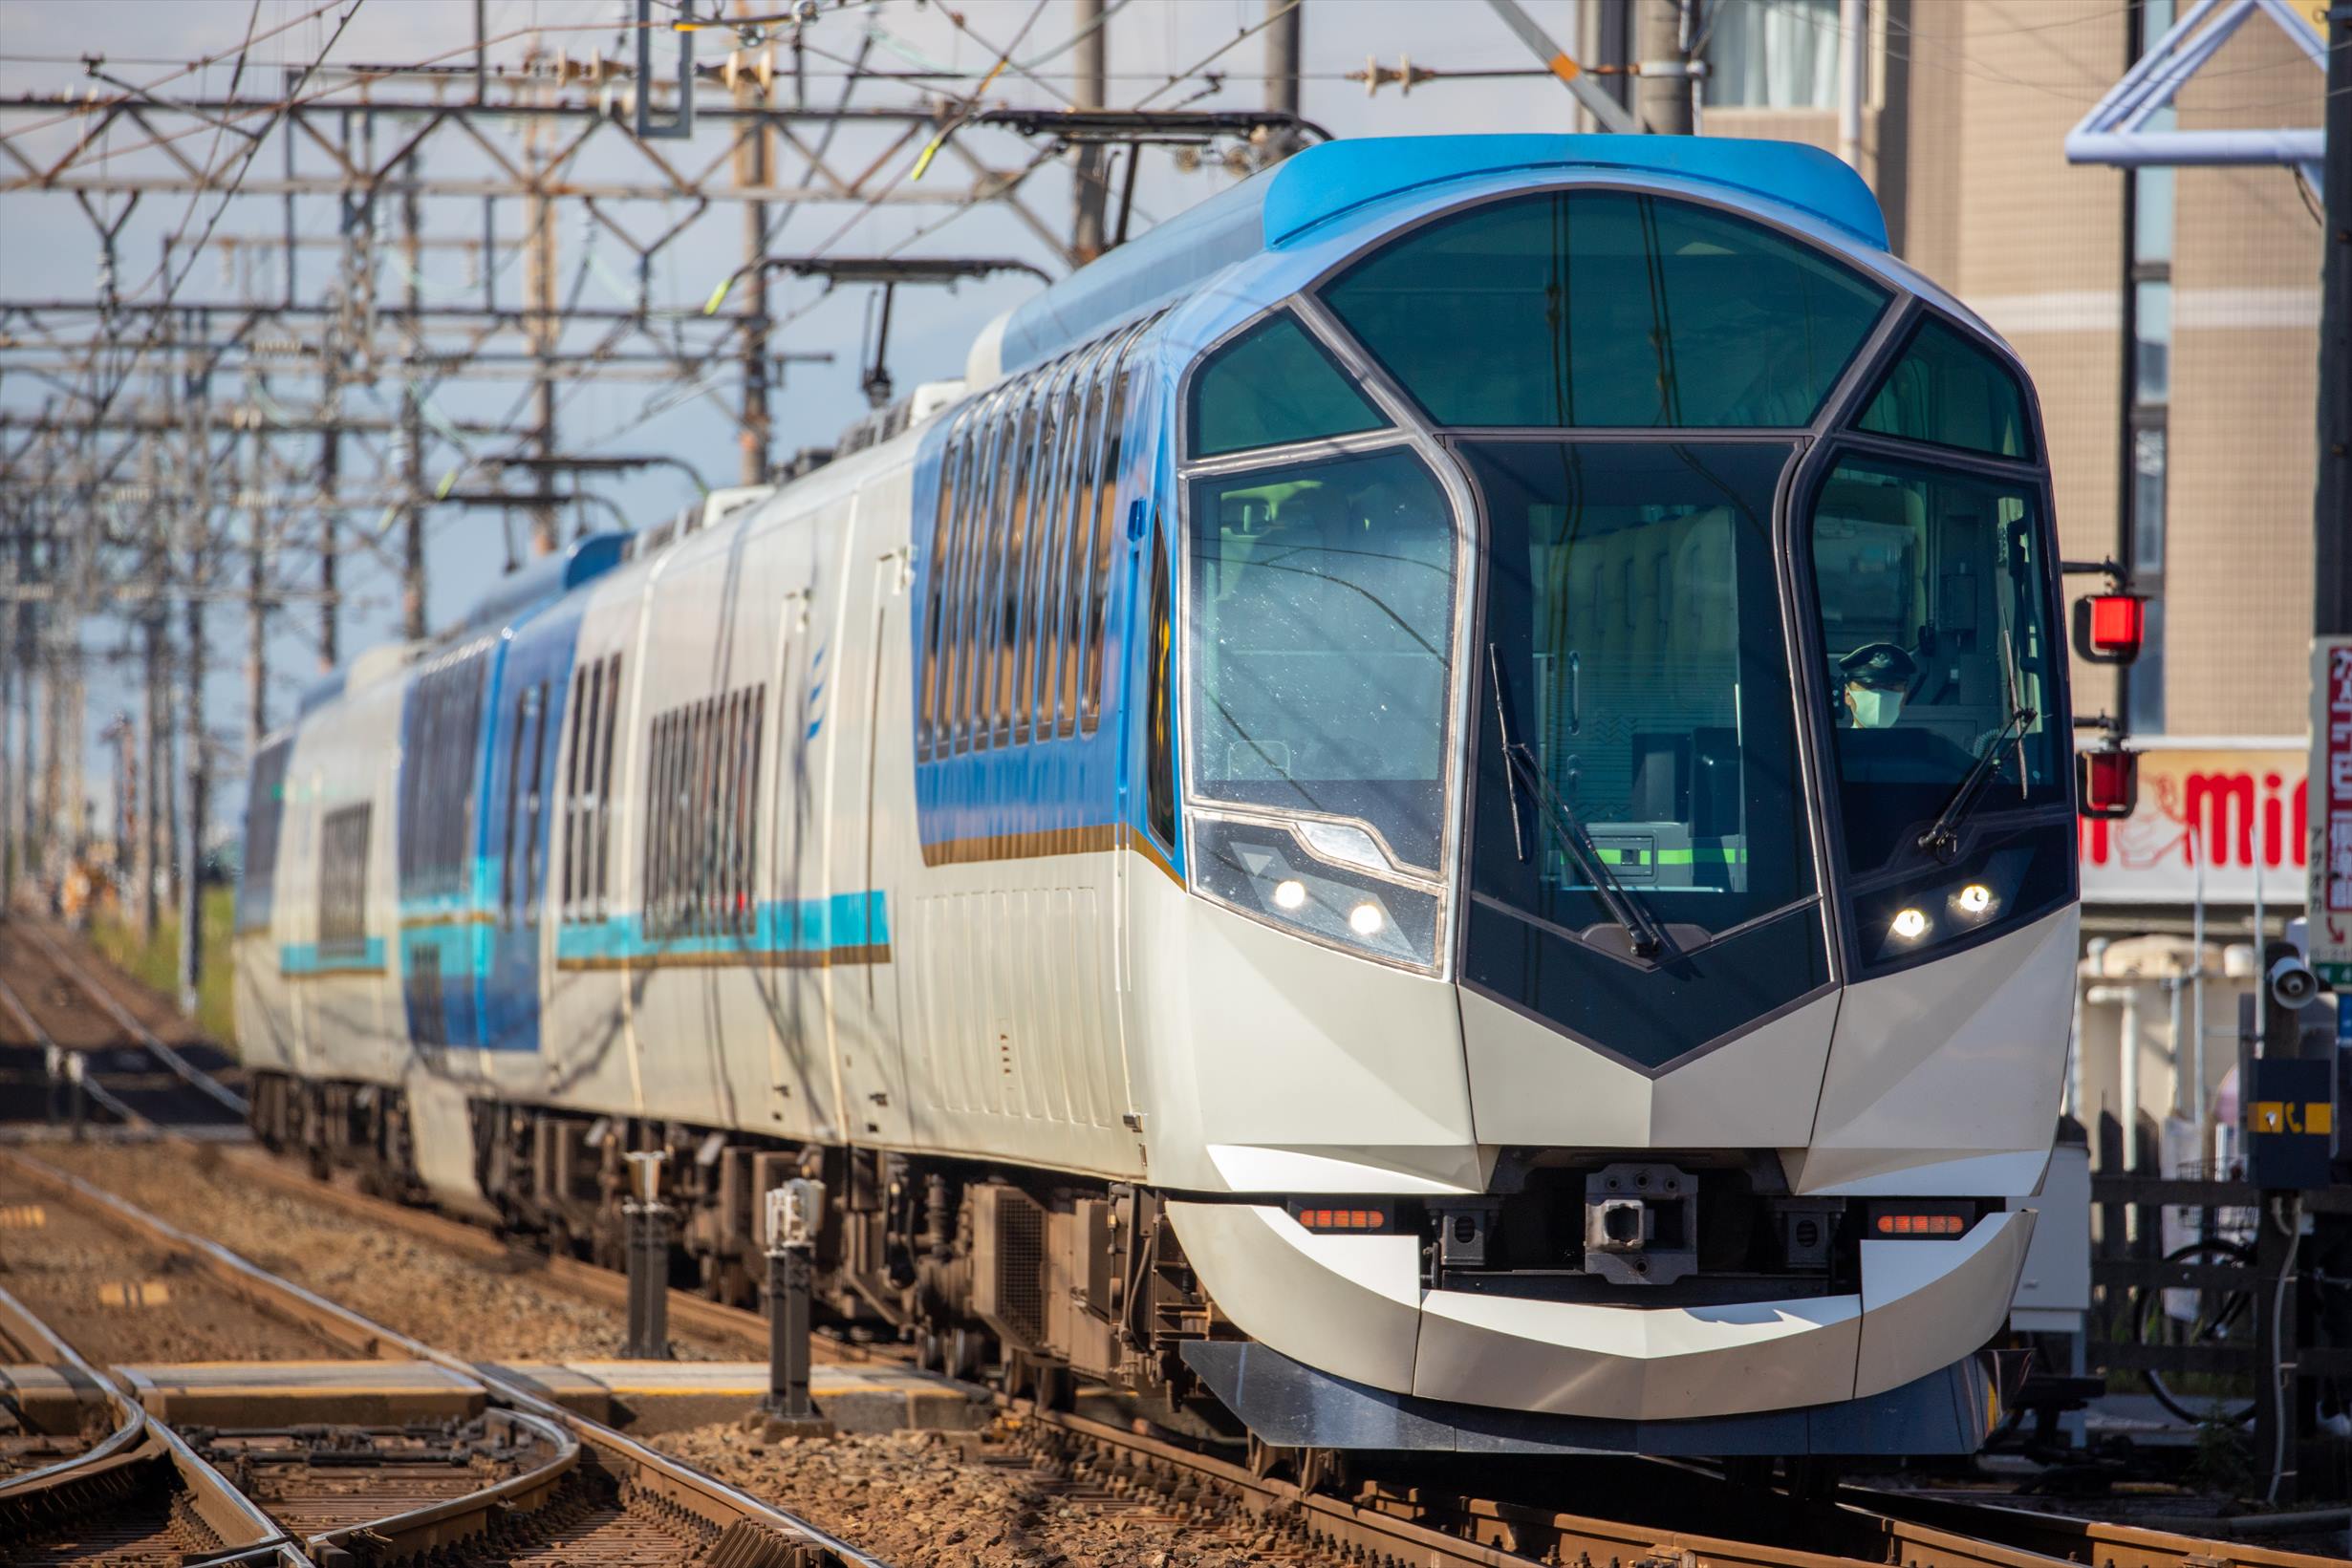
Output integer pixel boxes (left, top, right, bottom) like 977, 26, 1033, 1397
1488, 645, 1672, 961
1916, 705, 2037, 863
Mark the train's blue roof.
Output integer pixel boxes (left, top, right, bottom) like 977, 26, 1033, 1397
997, 134, 1888, 377
451, 531, 630, 639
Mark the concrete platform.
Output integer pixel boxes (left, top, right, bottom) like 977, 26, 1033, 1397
112, 1360, 487, 1425
0, 1357, 989, 1435
0, 1363, 106, 1432
483, 1360, 992, 1434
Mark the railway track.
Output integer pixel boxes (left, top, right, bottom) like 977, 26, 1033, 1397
0, 1149, 893, 1567
0, 915, 246, 1131
3, 919, 2341, 1568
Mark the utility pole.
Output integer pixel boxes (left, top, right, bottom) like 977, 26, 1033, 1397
1262, 0, 1304, 164
1837, 0, 1866, 175
246, 378, 270, 759
400, 148, 428, 638
180, 360, 212, 1015
138, 613, 162, 935
736, 5, 773, 488
526, 98, 560, 557
1071, 0, 1108, 262
1635, 0, 1694, 135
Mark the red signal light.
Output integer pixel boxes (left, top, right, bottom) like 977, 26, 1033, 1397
2078, 746, 2138, 820
1867, 1204, 1974, 1238
1288, 1204, 1392, 1234
2072, 592, 2148, 664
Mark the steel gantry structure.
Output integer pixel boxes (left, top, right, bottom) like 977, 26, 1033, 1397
0, 0, 1312, 1006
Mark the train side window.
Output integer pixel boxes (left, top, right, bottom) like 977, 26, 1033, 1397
318, 803, 372, 956
1059, 342, 1111, 737
954, 399, 1006, 754
594, 654, 620, 918
1040, 354, 1090, 739
1855, 316, 2035, 461
920, 416, 966, 759
1015, 362, 1066, 744
237, 738, 290, 934
503, 693, 530, 925
1188, 310, 1387, 458
740, 685, 766, 936
993, 385, 1040, 745
522, 682, 549, 923
1083, 345, 1139, 733
1144, 510, 1176, 848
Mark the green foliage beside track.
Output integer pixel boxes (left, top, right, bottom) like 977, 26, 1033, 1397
90, 885, 236, 1046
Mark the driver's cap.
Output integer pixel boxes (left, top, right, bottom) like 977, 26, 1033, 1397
1839, 643, 1917, 691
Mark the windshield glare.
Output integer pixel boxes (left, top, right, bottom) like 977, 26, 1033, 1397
1466, 441, 1815, 941
1809, 457, 2063, 871
1185, 446, 1457, 874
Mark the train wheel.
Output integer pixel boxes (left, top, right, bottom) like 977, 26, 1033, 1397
948, 1327, 984, 1381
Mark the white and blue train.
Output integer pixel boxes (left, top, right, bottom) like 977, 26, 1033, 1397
236, 134, 2082, 1458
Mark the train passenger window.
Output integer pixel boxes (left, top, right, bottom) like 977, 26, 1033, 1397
973, 397, 1025, 752
939, 405, 989, 755
642, 684, 764, 941
1319, 190, 1888, 429
318, 803, 372, 956
593, 654, 620, 918
1082, 348, 1138, 733
237, 738, 291, 934
1186, 445, 1456, 874
521, 682, 549, 923
1187, 311, 1386, 459
1054, 341, 1111, 737
1014, 365, 1064, 744
920, 414, 971, 759
1033, 357, 1085, 739
994, 389, 1041, 745
1856, 316, 2035, 461
1808, 458, 2063, 872
560, 667, 586, 915
502, 690, 531, 925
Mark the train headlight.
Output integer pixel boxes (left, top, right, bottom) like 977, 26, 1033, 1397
1186, 810, 1440, 971
1864, 847, 2041, 964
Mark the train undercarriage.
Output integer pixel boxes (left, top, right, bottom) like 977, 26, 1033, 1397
244, 1070, 1237, 1428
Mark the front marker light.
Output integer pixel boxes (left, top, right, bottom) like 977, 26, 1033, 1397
1349, 901, 1386, 936
1273, 878, 1307, 911
1954, 883, 1995, 915
1890, 907, 1930, 941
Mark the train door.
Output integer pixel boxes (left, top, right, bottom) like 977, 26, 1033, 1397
827, 483, 914, 1148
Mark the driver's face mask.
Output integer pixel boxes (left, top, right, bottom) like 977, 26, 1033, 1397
1846, 683, 1905, 730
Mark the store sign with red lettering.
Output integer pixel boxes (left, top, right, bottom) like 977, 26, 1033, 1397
2077, 739, 2307, 906
2311, 640, 2352, 985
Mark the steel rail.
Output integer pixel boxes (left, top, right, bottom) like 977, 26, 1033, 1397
221, 1145, 2343, 1568
0, 1280, 310, 1563
11, 920, 249, 1116
304, 1408, 580, 1560
0, 1149, 896, 1568
0, 964, 159, 1129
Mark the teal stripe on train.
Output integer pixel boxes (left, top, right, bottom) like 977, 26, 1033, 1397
554, 891, 892, 969
279, 938, 388, 977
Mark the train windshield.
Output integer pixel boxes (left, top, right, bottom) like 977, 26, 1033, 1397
1466, 442, 1815, 935
1184, 447, 1457, 877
